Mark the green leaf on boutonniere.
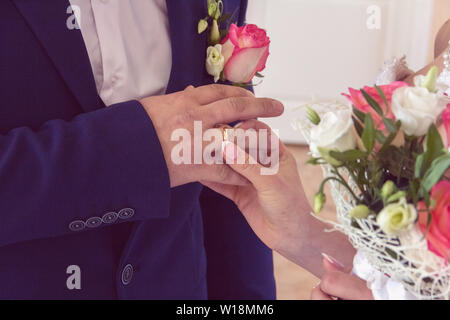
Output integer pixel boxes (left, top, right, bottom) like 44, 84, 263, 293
219, 29, 229, 39
254, 72, 265, 78
362, 113, 376, 153
361, 89, 383, 116
217, 12, 231, 24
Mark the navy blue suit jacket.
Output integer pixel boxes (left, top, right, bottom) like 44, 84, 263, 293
0, 0, 275, 299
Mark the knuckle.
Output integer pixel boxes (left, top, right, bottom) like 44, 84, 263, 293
239, 160, 253, 172
217, 164, 232, 181
211, 84, 227, 97
228, 97, 246, 113
262, 99, 274, 113
175, 109, 196, 126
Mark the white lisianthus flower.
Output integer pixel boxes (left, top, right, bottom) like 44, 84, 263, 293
309, 108, 356, 158
391, 83, 447, 136
376, 198, 417, 235
206, 44, 225, 83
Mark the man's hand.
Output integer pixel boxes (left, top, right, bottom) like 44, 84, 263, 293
140, 85, 284, 188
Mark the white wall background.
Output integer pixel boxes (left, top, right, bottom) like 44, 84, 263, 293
246, 0, 434, 144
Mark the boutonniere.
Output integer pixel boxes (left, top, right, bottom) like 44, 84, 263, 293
197, 0, 271, 86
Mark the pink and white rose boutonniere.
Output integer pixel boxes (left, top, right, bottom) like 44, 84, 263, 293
198, 0, 270, 85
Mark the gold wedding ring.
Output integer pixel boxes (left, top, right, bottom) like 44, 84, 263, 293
215, 124, 233, 142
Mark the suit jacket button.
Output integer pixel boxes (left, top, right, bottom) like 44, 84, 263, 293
121, 264, 134, 286
102, 212, 118, 224
118, 208, 135, 220
86, 217, 102, 228
69, 220, 86, 232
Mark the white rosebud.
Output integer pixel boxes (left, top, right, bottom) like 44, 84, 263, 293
376, 198, 417, 235
206, 44, 225, 83
198, 19, 208, 34
391, 86, 447, 136
309, 108, 356, 158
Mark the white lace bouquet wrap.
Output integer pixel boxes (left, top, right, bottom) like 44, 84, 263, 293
296, 98, 450, 300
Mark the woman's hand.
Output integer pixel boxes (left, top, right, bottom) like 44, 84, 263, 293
202, 120, 310, 254
201, 120, 356, 276
311, 255, 374, 300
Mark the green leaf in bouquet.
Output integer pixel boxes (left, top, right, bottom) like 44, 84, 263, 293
382, 118, 398, 134
375, 85, 389, 109
362, 113, 375, 152
254, 72, 265, 78
352, 107, 366, 123
421, 154, 450, 192
352, 116, 364, 137
361, 89, 383, 116
375, 131, 387, 144
422, 124, 445, 173
307, 157, 323, 165
415, 153, 425, 178
409, 180, 419, 204
377, 120, 401, 154
329, 149, 367, 162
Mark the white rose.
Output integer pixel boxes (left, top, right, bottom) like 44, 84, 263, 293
309, 108, 356, 158
206, 44, 225, 83
376, 198, 417, 235
391, 86, 446, 136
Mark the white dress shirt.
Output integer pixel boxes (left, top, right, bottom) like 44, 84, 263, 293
69, 0, 172, 106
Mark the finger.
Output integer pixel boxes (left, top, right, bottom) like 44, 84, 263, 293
202, 97, 284, 127
320, 271, 373, 300
223, 141, 278, 190
322, 253, 345, 272
310, 285, 332, 300
200, 180, 239, 202
190, 84, 254, 105
201, 162, 251, 186
231, 120, 289, 160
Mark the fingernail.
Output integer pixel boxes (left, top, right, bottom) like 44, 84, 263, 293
223, 141, 237, 162
322, 253, 345, 270
273, 100, 284, 112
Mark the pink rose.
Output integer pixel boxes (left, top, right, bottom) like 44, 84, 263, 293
221, 24, 270, 83
342, 82, 409, 130
418, 181, 450, 260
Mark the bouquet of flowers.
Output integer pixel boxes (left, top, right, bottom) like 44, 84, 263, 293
298, 67, 450, 299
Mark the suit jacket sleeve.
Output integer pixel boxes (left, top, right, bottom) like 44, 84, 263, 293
0, 100, 171, 247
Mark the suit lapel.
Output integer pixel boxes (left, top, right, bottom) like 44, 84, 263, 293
13, 0, 103, 112
166, 0, 213, 93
